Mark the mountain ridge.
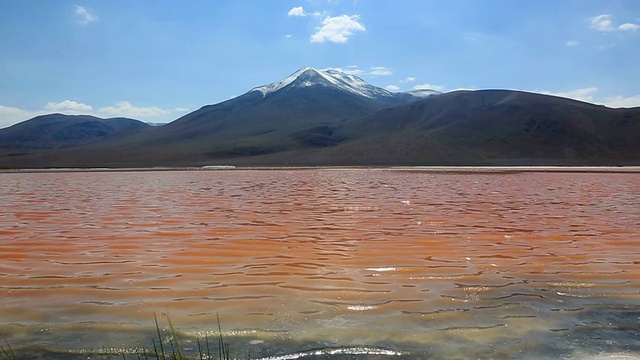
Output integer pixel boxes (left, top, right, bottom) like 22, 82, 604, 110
0, 113, 151, 152
106, 67, 438, 157
0, 68, 638, 168
250, 67, 440, 102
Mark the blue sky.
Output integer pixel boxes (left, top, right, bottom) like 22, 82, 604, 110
1, 0, 639, 128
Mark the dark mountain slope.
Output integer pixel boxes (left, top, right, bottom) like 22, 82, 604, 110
104, 67, 427, 159
0, 114, 151, 151
315, 90, 640, 165
147, 84, 378, 154
0, 67, 444, 167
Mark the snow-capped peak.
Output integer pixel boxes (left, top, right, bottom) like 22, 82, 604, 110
250, 67, 394, 99
250, 67, 317, 96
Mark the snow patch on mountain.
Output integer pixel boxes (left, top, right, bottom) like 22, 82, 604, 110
251, 67, 312, 96
251, 67, 395, 99
250, 67, 444, 103
322, 69, 394, 99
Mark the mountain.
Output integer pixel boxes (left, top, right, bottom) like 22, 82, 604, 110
96, 67, 437, 160
0, 114, 151, 152
249, 67, 438, 103
246, 89, 640, 166
251, 67, 396, 100
0, 68, 638, 168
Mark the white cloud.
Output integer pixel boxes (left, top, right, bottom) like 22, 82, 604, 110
619, 23, 640, 32
540, 87, 599, 103
539, 87, 640, 108
285, 34, 293, 38
98, 102, 188, 120
0, 100, 97, 129
74, 5, 97, 25
385, 85, 400, 91
329, 66, 392, 76
400, 77, 416, 83
589, 14, 615, 32
0, 101, 190, 129
413, 83, 445, 92
346, 68, 364, 75
287, 6, 323, 18
311, 14, 365, 43
368, 66, 392, 76
288, 6, 306, 17
449, 87, 477, 92
602, 95, 640, 108
0, 105, 45, 129
566, 40, 579, 47
330, 67, 364, 75
45, 100, 93, 113
588, 14, 639, 33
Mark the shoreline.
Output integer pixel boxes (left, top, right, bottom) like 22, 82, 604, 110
2, 165, 640, 174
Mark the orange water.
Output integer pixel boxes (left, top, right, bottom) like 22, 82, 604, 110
0, 169, 639, 359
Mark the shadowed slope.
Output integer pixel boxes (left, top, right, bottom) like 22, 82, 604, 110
0, 114, 151, 151
227, 90, 640, 166
338, 90, 640, 165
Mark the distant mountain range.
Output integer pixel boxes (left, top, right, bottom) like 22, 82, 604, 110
1, 67, 639, 168
0, 114, 151, 152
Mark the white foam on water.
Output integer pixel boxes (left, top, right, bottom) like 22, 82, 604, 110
570, 353, 640, 360
347, 305, 378, 311
366, 267, 397, 272
255, 347, 403, 360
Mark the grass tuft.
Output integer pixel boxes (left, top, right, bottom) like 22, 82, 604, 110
1, 314, 241, 360
217, 314, 230, 360
154, 313, 167, 360
166, 315, 184, 360
152, 313, 235, 360
1, 340, 18, 360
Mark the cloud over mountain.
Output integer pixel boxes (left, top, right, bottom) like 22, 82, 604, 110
311, 14, 365, 43
46, 100, 93, 113
413, 83, 445, 92
0, 101, 190, 129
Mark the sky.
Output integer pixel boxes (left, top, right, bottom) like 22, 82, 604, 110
1, 0, 639, 128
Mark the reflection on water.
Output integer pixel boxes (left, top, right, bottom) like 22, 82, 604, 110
0, 169, 639, 359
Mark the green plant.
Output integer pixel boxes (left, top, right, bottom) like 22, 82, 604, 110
152, 313, 233, 360
1, 314, 240, 360
1, 340, 18, 360
216, 314, 230, 360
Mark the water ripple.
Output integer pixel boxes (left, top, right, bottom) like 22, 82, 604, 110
0, 169, 639, 358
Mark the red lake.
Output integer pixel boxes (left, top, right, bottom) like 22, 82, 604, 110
1, 168, 639, 359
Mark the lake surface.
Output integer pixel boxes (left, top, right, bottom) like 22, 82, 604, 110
1, 168, 639, 359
